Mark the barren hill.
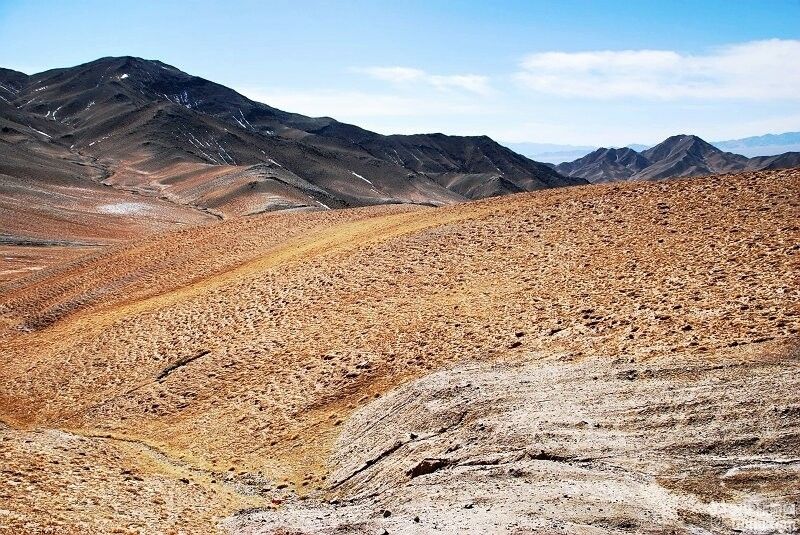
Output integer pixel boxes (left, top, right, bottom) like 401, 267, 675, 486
0, 55, 579, 218
1, 168, 798, 533
1, 56, 585, 282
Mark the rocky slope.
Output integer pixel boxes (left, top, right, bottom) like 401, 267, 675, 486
0, 87, 215, 283
232, 344, 799, 534
555, 134, 800, 183
1, 168, 798, 533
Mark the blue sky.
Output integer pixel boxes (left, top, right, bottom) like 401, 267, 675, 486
1, 0, 799, 145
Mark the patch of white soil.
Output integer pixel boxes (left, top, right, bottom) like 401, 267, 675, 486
95, 202, 154, 215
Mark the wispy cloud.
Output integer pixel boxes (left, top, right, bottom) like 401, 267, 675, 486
355, 66, 493, 95
515, 39, 800, 100
237, 40, 799, 144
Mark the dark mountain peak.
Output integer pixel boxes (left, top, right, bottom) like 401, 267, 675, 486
629, 134, 752, 181
86, 55, 148, 68
680, 134, 715, 149
16, 55, 281, 131
31, 56, 212, 95
642, 134, 720, 162
78, 56, 186, 76
80, 56, 201, 92
659, 134, 706, 146
18, 56, 179, 103
657, 134, 710, 149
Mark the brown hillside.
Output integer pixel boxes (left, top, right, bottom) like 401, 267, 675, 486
1, 168, 798, 533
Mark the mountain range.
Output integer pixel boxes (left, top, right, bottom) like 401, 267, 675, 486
713, 131, 800, 157
553, 134, 800, 183
507, 132, 800, 163
0, 56, 581, 245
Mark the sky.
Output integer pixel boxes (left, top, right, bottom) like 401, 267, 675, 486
1, 0, 799, 146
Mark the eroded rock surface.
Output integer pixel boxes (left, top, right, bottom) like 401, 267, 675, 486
230, 343, 800, 534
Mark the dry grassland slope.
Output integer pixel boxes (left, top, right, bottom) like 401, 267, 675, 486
0, 168, 798, 533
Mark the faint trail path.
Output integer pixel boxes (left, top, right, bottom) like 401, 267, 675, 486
3, 202, 496, 349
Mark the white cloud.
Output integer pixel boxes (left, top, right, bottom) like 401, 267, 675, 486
516, 39, 800, 100
355, 66, 492, 95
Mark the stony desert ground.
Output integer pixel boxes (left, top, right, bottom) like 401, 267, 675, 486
1, 168, 798, 534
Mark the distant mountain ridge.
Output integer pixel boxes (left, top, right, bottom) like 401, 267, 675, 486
505, 142, 653, 164
554, 134, 800, 183
712, 131, 800, 157
507, 132, 800, 163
